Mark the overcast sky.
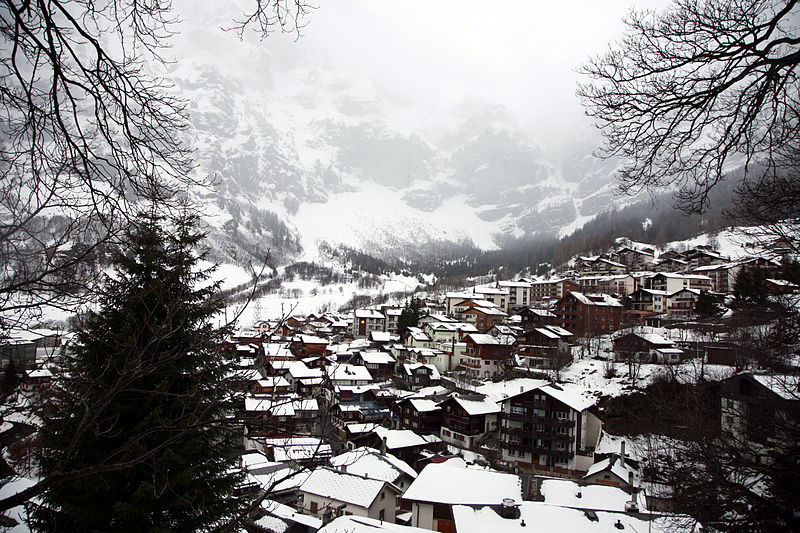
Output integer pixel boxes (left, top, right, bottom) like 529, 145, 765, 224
175, 0, 669, 148
286, 1, 669, 141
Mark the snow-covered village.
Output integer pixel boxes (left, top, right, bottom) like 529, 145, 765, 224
3, 228, 799, 532
2, 0, 800, 532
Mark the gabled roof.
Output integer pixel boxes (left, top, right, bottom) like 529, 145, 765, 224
355, 308, 385, 320
464, 334, 516, 346
327, 364, 374, 382
373, 427, 430, 449
359, 351, 396, 365
443, 394, 501, 416
330, 446, 418, 483
299, 467, 397, 508
403, 462, 522, 505
401, 363, 441, 380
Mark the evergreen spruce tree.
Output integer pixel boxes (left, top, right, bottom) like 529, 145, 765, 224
397, 298, 423, 331
32, 211, 247, 531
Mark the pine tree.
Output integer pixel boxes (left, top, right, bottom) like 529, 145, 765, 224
32, 211, 247, 531
397, 298, 423, 331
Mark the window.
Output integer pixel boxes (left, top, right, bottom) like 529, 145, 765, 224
381, 491, 385, 500
310, 501, 318, 513
379, 509, 385, 521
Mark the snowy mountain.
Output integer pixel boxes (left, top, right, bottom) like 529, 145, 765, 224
163, 4, 624, 269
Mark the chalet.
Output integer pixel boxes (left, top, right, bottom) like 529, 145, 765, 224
612, 246, 654, 270
627, 288, 668, 314
438, 393, 500, 450
330, 446, 418, 494
368, 330, 393, 346
283, 361, 324, 394
517, 325, 574, 366
352, 309, 386, 337
575, 256, 627, 275
457, 304, 507, 332
444, 291, 474, 315
554, 292, 623, 337
612, 331, 684, 363
665, 288, 701, 318
326, 364, 373, 387
397, 398, 443, 435
498, 383, 602, 476
372, 426, 438, 466
766, 278, 799, 294
462, 334, 516, 379
330, 401, 390, 430
474, 286, 510, 312
400, 327, 433, 348
647, 272, 712, 293
252, 376, 291, 395
654, 256, 689, 272
298, 467, 401, 523
264, 436, 332, 465
402, 462, 522, 532
720, 373, 800, 464
289, 335, 328, 359
352, 351, 396, 380
422, 321, 478, 344
394, 363, 441, 391
21, 367, 53, 393
577, 274, 636, 297
517, 307, 556, 327
680, 247, 727, 270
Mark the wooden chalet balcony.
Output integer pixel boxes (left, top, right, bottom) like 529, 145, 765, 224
502, 412, 575, 427
444, 417, 484, 435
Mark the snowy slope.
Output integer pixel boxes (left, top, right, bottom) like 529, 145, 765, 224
149, 3, 624, 267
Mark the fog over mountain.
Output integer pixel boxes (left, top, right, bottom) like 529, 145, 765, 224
159, 1, 662, 267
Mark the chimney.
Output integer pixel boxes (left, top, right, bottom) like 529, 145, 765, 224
620, 440, 626, 463
380, 436, 387, 456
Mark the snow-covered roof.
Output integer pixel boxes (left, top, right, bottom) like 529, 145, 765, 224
266, 437, 332, 462
401, 363, 441, 380
653, 272, 712, 280
407, 398, 442, 413
540, 478, 646, 512
319, 516, 432, 533
585, 456, 632, 484
345, 422, 381, 435
26, 368, 53, 379
451, 502, 676, 533
751, 374, 800, 400
355, 308, 386, 320
299, 335, 328, 344
369, 331, 392, 343
258, 500, 322, 531
256, 376, 290, 388
403, 463, 522, 505
299, 467, 393, 508
533, 327, 560, 339
499, 280, 533, 288
286, 361, 323, 379
448, 394, 501, 416
330, 446, 418, 483
465, 334, 516, 346
566, 292, 622, 307
359, 351, 396, 365
373, 427, 430, 449
474, 286, 510, 295
327, 364, 374, 382
543, 325, 573, 337
538, 384, 597, 412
